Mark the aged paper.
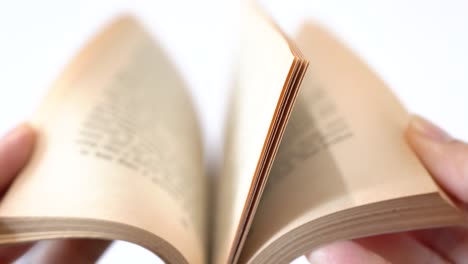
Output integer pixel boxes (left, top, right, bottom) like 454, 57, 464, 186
0, 17, 206, 264
240, 23, 441, 262
213, 6, 297, 264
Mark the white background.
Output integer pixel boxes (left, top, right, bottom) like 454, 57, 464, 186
0, 0, 467, 263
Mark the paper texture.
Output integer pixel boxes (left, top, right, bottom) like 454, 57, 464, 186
213, 6, 297, 264
0, 17, 206, 264
239, 23, 446, 262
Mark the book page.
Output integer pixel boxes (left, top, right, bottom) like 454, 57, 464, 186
213, 6, 298, 264
239, 23, 442, 261
0, 17, 206, 264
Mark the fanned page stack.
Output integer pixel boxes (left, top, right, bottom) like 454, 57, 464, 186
0, 5, 465, 264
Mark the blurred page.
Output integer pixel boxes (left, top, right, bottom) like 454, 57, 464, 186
240, 23, 439, 261
0, 17, 206, 264
213, 6, 297, 264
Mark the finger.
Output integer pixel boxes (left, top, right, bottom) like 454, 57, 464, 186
0, 123, 36, 193
412, 226, 468, 263
26, 239, 111, 264
0, 124, 36, 262
406, 115, 468, 204
307, 232, 453, 264
306, 240, 389, 264
355, 233, 449, 263
0, 243, 34, 263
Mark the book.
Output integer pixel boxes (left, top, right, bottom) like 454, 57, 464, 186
0, 5, 464, 264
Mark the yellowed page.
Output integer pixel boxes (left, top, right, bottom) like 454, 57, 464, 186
213, 6, 297, 264
240, 23, 443, 261
0, 17, 206, 264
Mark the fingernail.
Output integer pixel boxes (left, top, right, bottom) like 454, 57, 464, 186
410, 116, 452, 143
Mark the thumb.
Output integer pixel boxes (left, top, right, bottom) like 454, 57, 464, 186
406, 115, 468, 205
0, 123, 36, 193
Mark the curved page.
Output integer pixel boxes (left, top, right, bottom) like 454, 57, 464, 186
0, 16, 206, 264
239, 23, 464, 263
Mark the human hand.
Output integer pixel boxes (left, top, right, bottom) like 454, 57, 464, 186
307, 116, 468, 263
0, 124, 110, 263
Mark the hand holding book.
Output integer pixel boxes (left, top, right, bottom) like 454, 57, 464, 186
0, 124, 110, 263
1, 115, 468, 263
0, 5, 466, 264
307, 116, 468, 263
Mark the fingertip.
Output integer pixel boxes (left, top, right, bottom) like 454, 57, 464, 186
406, 115, 452, 143
405, 116, 445, 165
2, 123, 36, 146
406, 115, 468, 205
0, 123, 37, 191
1, 123, 37, 164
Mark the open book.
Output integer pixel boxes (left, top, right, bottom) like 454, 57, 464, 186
0, 5, 465, 264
